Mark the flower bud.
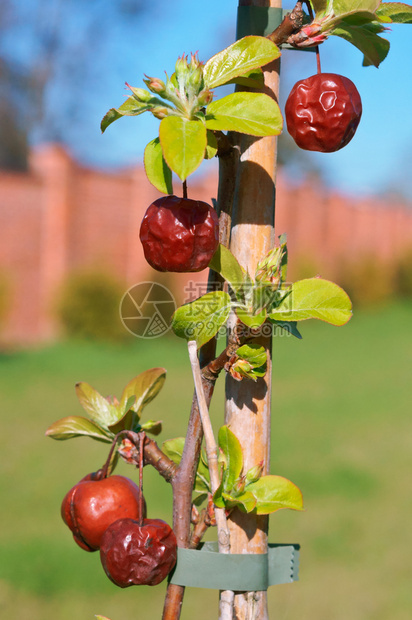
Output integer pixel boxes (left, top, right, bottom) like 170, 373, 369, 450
187, 66, 204, 95
197, 89, 214, 107
127, 84, 153, 102
151, 106, 170, 120
143, 75, 166, 96
175, 55, 190, 84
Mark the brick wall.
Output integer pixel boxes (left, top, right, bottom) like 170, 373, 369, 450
1, 144, 411, 345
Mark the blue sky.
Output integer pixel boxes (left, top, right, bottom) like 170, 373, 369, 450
33, 1, 412, 199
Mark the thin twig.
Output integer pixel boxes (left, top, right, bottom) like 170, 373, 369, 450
187, 340, 234, 620
189, 505, 213, 549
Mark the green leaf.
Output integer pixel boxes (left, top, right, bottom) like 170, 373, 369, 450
279, 234, 288, 283
162, 437, 185, 464
141, 419, 163, 436
253, 283, 280, 315
101, 97, 152, 133
209, 244, 246, 298
330, 22, 390, 66
213, 480, 225, 508
193, 493, 209, 506
229, 345, 267, 381
206, 92, 283, 137
331, 0, 380, 16
195, 452, 211, 494
108, 409, 136, 435
45, 416, 112, 442
159, 116, 207, 181
376, 2, 412, 23
309, 0, 329, 14
246, 475, 304, 515
269, 278, 352, 326
144, 138, 173, 194
119, 368, 167, 417
162, 438, 211, 494
205, 130, 218, 160
75, 382, 118, 427
236, 344, 267, 369
236, 307, 267, 328
222, 490, 257, 513
218, 426, 243, 492
224, 68, 265, 89
172, 291, 231, 348
203, 36, 280, 89
269, 320, 303, 339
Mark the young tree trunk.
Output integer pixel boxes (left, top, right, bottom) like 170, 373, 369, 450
223, 1, 281, 618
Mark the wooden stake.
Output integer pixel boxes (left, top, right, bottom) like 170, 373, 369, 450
223, 1, 282, 618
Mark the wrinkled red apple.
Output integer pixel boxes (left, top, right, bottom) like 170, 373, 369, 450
139, 195, 219, 272
285, 73, 362, 152
61, 474, 146, 551
100, 517, 177, 587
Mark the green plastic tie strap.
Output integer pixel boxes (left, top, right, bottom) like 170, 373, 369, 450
169, 543, 300, 591
236, 6, 315, 51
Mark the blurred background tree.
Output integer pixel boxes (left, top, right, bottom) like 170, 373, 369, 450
0, 0, 156, 170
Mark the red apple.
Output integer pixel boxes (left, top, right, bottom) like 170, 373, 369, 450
139, 195, 219, 272
100, 517, 177, 587
285, 73, 362, 153
61, 474, 146, 552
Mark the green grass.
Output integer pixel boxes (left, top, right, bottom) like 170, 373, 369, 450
0, 302, 411, 619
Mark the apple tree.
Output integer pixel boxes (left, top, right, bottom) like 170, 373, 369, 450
47, 1, 412, 619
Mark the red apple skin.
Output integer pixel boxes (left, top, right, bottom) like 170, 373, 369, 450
139, 195, 219, 272
285, 73, 362, 153
100, 518, 177, 587
61, 474, 146, 552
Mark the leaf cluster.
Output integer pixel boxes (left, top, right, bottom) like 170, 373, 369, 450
163, 427, 304, 515
171, 238, 352, 349
306, 0, 412, 66
101, 37, 282, 190
45, 368, 165, 446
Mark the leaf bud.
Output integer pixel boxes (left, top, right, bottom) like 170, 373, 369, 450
230, 358, 254, 381
206, 494, 217, 526
232, 476, 246, 495
245, 461, 264, 485
191, 505, 200, 525
255, 247, 283, 286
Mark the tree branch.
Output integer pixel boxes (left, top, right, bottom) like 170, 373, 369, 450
266, 1, 306, 45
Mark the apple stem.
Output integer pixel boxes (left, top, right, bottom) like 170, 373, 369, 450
316, 45, 322, 74
138, 432, 145, 526
304, 0, 322, 74
182, 180, 188, 199
101, 431, 128, 478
